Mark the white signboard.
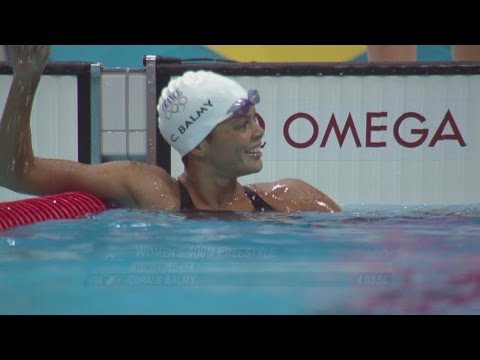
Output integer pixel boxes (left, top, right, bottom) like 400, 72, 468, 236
171, 74, 480, 205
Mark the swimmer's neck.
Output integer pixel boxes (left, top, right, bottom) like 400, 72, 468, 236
179, 172, 244, 208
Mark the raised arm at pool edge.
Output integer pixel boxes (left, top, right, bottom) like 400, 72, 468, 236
0, 45, 49, 193
0, 45, 170, 208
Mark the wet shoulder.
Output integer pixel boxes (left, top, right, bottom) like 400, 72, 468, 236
126, 162, 181, 211
248, 178, 341, 212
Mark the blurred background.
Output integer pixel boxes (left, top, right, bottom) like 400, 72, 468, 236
42, 45, 454, 67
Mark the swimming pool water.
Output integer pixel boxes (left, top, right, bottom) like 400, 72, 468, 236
1, 204, 480, 314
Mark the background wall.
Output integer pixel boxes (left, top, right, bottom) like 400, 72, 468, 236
1, 45, 467, 204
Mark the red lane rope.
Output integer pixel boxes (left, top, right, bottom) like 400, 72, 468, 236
0, 192, 110, 231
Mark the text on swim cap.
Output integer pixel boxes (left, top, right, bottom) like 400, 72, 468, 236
170, 100, 213, 142
161, 88, 183, 113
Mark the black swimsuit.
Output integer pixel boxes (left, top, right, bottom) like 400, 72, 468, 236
178, 181, 274, 212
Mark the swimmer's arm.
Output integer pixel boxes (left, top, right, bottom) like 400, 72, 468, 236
2, 120, 177, 207
0, 45, 49, 192
250, 178, 341, 213
12, 159, 178, 209
0, 45, 178, 210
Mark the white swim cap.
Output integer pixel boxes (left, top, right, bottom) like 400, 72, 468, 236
157, 71, 259, 157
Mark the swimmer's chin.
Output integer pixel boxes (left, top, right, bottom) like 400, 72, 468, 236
240, 167, 263, 178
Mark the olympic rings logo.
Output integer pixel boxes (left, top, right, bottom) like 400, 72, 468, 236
164, 96, 188, 119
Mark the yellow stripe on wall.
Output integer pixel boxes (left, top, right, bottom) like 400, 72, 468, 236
207, 45, 366, 62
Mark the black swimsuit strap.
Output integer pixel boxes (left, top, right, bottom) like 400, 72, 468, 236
243, 186, 274, 212
178, 182, 274, 212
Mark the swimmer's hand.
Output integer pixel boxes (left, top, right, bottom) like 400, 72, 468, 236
7, 45, 50, 79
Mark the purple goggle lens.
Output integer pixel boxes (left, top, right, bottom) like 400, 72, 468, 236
225, 89, 260, 119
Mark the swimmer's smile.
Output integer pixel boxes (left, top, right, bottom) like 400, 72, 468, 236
245, 145, 263, 159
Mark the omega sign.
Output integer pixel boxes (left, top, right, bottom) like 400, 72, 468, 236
258, 109, 466, 149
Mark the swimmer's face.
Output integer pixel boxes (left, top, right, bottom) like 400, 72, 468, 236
203, 106, 264, 177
